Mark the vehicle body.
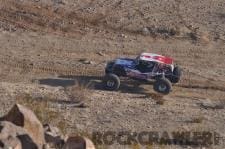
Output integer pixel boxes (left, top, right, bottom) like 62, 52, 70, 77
104, 52, 182, 94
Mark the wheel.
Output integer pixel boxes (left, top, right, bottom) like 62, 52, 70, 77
170, 66, 182, 83
153, 78, 172, 94
103, 73, 120, 91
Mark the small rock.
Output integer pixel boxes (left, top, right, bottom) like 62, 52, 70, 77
182, 125, 190, 131
44, 124, 62, 136
142, 27, 150, 35
96, 52, 104, 56
200, 99, 224, 110
84, 61, 93, 64
79, 58, 94, 64
53, 0, 66, 5
121, 34, 127, 38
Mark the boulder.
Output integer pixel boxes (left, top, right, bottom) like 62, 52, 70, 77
43, 124, 64, 148
1, 104, 45, 148
0, 136, 22, 149
85, 137, 96, 149
63, 136, 95, 149
0, 121, 26, 139
0, 121, 37, 149
17, 134, 38, 149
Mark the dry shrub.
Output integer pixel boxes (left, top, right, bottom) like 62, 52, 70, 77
214, 91, 225, 109
188, 30, 211, 44
148, 93, 165, 105
65, 79, 93, 103
16, 93, 56, 123
189, 116, 204, 124
156, 99, 165, 105
188, 32, 198, 41
218, 100, 225, 109
132, 144, 141, 149
146, 145, 153, 149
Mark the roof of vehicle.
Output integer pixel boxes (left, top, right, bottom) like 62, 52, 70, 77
139, 52, 173, 65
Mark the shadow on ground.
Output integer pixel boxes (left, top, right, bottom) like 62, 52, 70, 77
38, 78, 76, 87
38, 75, 164, 100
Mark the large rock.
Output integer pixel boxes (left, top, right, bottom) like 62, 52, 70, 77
1, 104, 45, 148
63, 136, 95, 149
0, 121, 26, 140
0, 121, 37, 149
0, 136, 22, 149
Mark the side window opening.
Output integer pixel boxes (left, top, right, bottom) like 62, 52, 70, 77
136, 60, 156, 73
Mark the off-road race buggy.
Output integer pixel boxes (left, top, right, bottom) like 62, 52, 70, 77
103, 52, 182, 94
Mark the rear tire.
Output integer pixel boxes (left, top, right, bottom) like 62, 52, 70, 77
170, 66, 182, 83
153, 78, 172, 94
103, 74, 120, 91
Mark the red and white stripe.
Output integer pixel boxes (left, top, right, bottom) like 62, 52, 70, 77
139, 53, 173, 65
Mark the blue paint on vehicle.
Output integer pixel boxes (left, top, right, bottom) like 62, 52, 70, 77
114, 58, 136, 69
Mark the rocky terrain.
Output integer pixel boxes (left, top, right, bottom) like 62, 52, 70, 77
0, 0, 225, 149
0, 104, 95, 149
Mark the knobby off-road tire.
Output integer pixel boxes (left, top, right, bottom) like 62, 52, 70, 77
103, 73, 120, 91
170, 66, 182, 83
153, 78, 172, 94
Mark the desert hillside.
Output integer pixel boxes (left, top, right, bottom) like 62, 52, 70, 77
0, 0, 225, 149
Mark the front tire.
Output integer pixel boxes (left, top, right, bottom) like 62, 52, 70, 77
103, 74, 120, 91
153, 78, 172, 94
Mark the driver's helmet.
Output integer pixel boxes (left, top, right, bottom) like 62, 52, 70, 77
139, 60, 155, 68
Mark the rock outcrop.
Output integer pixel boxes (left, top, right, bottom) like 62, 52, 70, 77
0, 104, 95, 149
1, 104, 45, 148
0, 121, 37, 149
